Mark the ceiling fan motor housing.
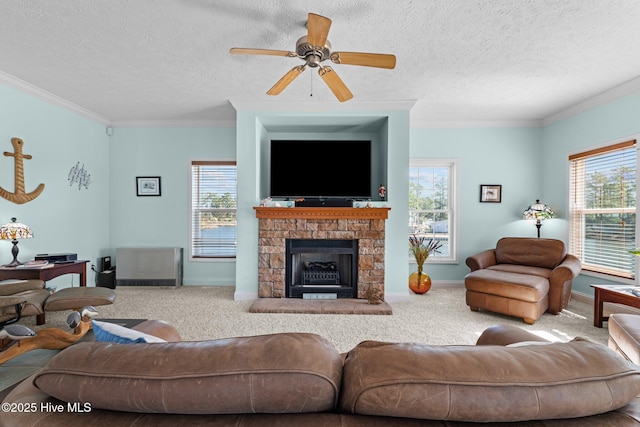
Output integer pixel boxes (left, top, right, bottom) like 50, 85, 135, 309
296, 36, 331, 67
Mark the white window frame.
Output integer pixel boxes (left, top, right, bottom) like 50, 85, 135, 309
568, 138, 637, 283
408, 158, 458, 264
189, 159, 237, 262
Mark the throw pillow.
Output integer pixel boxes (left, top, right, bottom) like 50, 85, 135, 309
92, 320, 166, 344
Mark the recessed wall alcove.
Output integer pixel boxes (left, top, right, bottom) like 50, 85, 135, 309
230, 100, 415, 302
257, 115, 390, 201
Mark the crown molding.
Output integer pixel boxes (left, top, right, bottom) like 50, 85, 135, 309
0, 71, 110, 125
410, 119, 544, 129
229, 99, 417, 112
110, 119, 236, 128
3, 64, 638, 130
542, 75, 640, 126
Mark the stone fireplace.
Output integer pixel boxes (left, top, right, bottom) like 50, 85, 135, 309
254, 207, 390, 298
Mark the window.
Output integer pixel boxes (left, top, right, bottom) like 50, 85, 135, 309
569, 140, 636, 279
408, 159, 457, 262
190, 161, 237, 259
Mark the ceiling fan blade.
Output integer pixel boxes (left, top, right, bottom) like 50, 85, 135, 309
229, 48, 297, 57
318, 66, 353, 102
267, 65, 306, 95
330, 52, 396, 69
307, 13, 331, 47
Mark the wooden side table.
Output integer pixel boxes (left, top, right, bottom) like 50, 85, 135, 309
591, 284, 640, 327
0, 260, 88, 286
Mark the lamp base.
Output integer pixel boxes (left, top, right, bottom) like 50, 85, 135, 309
535, 220, 542, 238
3, 260, 23, 268
3, 239, 23, 267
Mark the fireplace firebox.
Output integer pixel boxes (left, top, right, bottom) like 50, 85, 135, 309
285, 239, 358, 298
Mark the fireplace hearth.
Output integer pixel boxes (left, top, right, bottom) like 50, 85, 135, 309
286, 239, 358, 299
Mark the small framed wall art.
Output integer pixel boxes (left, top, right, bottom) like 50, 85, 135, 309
136, 176, 161, 196
480, 184, 501, 203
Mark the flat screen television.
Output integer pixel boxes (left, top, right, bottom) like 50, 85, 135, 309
270, 140, 372, 199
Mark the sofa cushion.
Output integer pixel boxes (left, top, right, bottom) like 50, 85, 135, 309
339, 338, 640, 422
495, 237, 566, 269
609, 313, 640, 365
464, 269, 549, 302
487, 264, 552, 278
33, 332, 343, 415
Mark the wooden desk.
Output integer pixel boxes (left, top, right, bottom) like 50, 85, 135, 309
592, 284, 640, 327
0, 261, 88, 287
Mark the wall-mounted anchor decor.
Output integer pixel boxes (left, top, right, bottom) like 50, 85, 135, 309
68, 162, 91, 190
0, 138, 45, 204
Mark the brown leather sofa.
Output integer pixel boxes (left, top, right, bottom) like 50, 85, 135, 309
3, 321, 640, 425
609, 313, 640, 365
464, 237, 582, 324
0, 279, 115, 325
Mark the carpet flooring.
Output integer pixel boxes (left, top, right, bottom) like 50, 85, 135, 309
23, 285, 609, 354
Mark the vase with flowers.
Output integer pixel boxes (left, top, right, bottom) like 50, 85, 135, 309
408, 234, 442, 294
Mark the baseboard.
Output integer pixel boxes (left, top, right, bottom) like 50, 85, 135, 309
384, 292, 411, 303
571, 290, 593, 305
572, 290, 640, 316
234, 290, 258, 301
432, 280, 464, 289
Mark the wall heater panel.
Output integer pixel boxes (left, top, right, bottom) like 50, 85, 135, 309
116, 247, 183, 287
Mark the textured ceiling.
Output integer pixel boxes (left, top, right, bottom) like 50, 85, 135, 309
1, 0, 639, 126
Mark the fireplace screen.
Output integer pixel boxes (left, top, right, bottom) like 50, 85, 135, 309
285, 239, 358, 298
302, 261, 340, 285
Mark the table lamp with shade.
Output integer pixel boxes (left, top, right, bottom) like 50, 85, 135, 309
523, 200, 554, 238
0, 217, 33, 267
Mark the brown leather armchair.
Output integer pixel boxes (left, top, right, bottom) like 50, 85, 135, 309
464, 237, 582, 324
0, 279, 49, 326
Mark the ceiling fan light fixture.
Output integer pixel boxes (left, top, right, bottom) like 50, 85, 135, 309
296, 36, 331, 62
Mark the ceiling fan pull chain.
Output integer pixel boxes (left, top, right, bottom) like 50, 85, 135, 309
310, 69, 314, 97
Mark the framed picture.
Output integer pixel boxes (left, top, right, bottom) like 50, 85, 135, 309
480, 184, 501, 203
136, 176, 161, 196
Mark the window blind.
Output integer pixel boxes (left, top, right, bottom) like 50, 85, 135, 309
568, 140, 636, 278
190, 161, 237, 258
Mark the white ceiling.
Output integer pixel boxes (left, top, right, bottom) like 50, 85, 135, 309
1, 0, 639, 127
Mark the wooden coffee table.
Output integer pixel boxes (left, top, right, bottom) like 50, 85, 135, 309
591, 284, 640, 327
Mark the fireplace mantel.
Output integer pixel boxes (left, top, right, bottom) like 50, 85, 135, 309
254, 206, 390, 220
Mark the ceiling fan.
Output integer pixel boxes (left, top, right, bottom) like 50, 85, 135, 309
229, 13, 396, 102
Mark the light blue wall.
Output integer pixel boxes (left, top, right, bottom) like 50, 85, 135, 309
410, 127, 543, 281
4, 80, 639, 297
0, 83, 110, 289
233, 108, 411, 299
108, 126, 237, 285
542, 92, 640, 295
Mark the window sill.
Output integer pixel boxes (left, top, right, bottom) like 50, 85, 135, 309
579, 269, 635, 286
